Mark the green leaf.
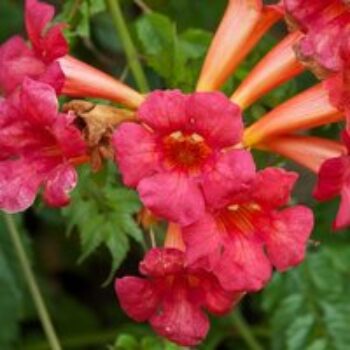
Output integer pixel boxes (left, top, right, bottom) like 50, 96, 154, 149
62, 167, 145, 283
286, 314, 315, 350
263, 245, 350, 350
135, 12, 211, 90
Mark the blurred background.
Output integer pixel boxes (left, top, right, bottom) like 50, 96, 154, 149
0, 1, 349, 349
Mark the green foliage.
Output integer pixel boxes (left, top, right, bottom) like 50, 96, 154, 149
111, 333, 181, 350
135, 12, 212, 91
263, 244, 350, 350
57, 0, 106, 43
63, 166, 145, 283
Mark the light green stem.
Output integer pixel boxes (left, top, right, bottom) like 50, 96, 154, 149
105, 0, 149, 93
3, 214, 62, 350
230, 310, 264, 350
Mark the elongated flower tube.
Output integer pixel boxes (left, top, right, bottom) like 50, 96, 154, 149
244, 83, 343, 147
59, 56, 144, 109
258, 135, 346, 173
231, 31, 304, 109
196, 0, 282, 91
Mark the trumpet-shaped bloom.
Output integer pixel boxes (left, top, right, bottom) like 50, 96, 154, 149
314, 132, 350, 230
0, 0, 67, 95
115, 248, 241, 346
113, 90, 255, 226
183, 168, 314, 292
283, 0, 350, 76
0, 78, 86, 212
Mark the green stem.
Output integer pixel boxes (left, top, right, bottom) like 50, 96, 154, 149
105, 0, 149, 93
3, 214, 62, 350
229, 310, 264, 350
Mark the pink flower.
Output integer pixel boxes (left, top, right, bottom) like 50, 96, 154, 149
314, 131, 350, 230
0, 0, 67, 95
323, 39, 350, 128
0, 78, 86, 213
183, 168, 314, 292
283, 0, 350, 76
112, 90, 255, 226
115, 248, 241, 346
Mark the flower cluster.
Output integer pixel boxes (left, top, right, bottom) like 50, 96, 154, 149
0, 0, 89, 212
1, 0, 350, 347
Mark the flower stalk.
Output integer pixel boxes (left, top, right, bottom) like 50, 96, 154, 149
105, 0, 149, 93
229, 310, 264, 350
3, 214, 62, 350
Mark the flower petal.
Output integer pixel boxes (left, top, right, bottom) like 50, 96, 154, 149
150, 288, 209, 346
138, 172, 205, 226
313, 156, 350, 201
202, 150, 256, 208
112, 123, 159, 187
138, 90, 189, 133
25, 0, 54, 54
201, 273, 241, 315
251, 167, 298, 208
115, 277, 158, 322
0, 159, 42, 213
0, 36, 44, 95
188, 92, 243, 148
20, 78, 58, 126
183, 213, 223, 269
43, 164, 77, 207
214, 235, 272, 292
263, 206, 314, 271
335, 183, 350, 229
140, 248, 184, 277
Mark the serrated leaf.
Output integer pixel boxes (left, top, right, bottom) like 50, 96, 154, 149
135, 12, 211, 90
306, 339, 327, 350
63, 168, 145, 282
286, 314, 315, 350
321, 300, 350, 350
264, 245, 350, 350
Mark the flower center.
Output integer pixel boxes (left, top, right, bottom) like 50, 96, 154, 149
218, 203, 262, 236
162, 131, 212, 173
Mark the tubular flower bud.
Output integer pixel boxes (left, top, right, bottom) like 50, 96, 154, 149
196, 0, 282, 91
59, 56, 144, 109
243, 83, 343, 147
258, 135, 346, 173
231, 31, 304, 109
